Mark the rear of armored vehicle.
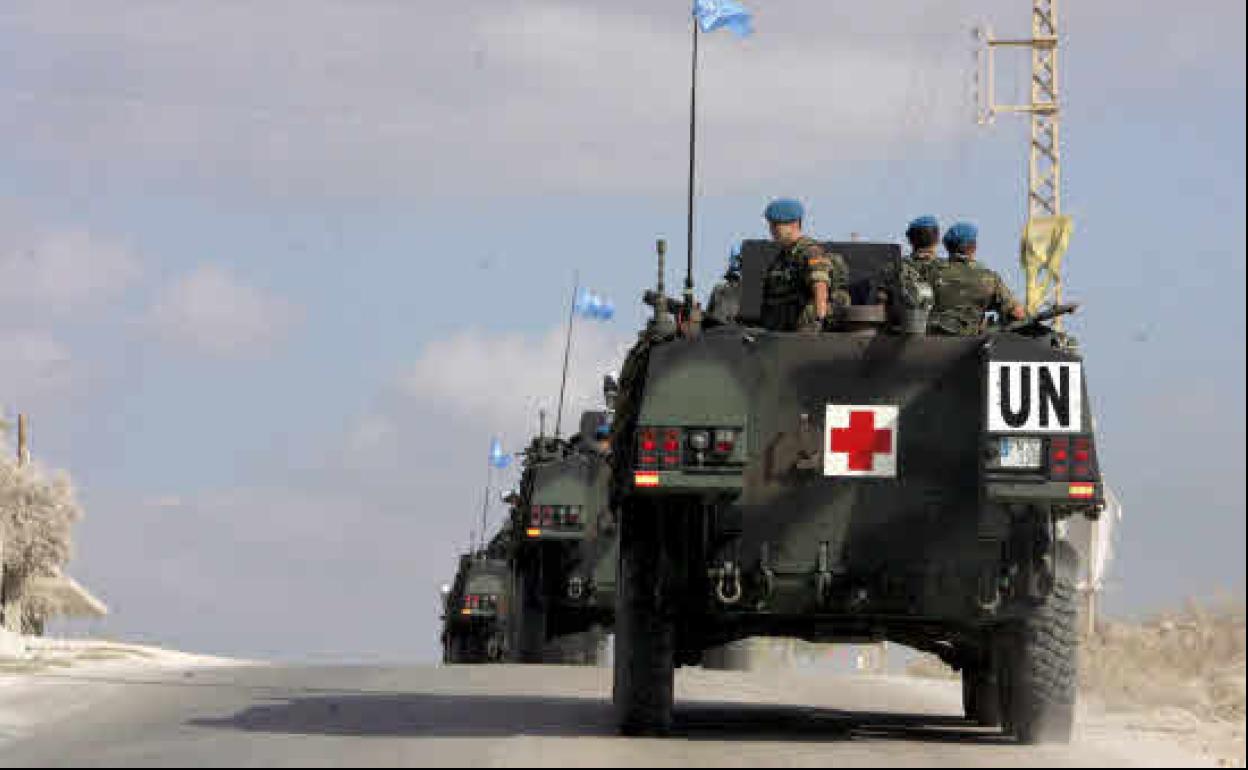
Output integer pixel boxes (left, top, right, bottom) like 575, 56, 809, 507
509, 449, 609, 663
443, 557, 510, 663
613, 241, 1102, 743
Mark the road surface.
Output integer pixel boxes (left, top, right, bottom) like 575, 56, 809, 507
0, 663, 1215, 767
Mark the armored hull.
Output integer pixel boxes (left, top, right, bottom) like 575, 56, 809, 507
613, 273, 1099, 742
507, 427, 615, 663
633, 327, 1096, 628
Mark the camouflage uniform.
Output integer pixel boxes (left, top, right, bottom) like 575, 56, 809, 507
928, 255, 1021, 336
760, 237, 849, 331
882, 249, 941, 308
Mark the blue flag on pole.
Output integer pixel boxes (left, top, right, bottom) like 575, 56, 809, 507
574, 288, 615, 321
693, 0, 753, 38
488, 436, 511, 469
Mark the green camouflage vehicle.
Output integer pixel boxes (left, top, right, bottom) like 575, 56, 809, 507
610, 238, 1103, 743
506, 410, 614, 664
440, 553, 510, 664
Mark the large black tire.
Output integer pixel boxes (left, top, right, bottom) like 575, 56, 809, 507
613, 503, 675, 735
702, 641, 751, 672
962, 662, 1002, 727
514, 565, 547, 663
1000, 578, 1079, 744
445, 632, 475, 664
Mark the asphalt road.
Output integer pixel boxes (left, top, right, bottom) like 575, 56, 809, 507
0, 663, 1211, 767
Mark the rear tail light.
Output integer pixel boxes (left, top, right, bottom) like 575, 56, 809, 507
638, 428, 658, 468
662, 429, 681, 453
1049, 437, 1070, 479
637, 426, 741, 470
566, 507, 580, 525
542, 506, 553, 526
1049, 436, 1097, 481
530, 505, 541, 526
638, 426, 682, 469
1071, 436, 1096, 480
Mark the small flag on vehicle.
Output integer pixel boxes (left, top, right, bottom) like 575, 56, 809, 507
488, 436, 511, 469
574, 288, 615, 321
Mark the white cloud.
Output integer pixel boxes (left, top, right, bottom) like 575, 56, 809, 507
399, 323, 633, 444
0, 227, 142, 314
7, 0, 1235, 198
147, 264, 298, 358
0, 330, 74, 407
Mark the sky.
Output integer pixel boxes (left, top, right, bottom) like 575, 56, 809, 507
1, 0, 1243, 662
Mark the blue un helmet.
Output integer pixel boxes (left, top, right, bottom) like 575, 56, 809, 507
943, 221, 979, 254
905, 215, 940, 249
764, 198, 805, 224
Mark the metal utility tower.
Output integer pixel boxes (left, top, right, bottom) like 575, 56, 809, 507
976, 0, 1071, 318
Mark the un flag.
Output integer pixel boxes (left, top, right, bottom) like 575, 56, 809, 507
693, 0, 754, 38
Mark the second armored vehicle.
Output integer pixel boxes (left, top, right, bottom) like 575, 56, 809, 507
507, 409, 616, 664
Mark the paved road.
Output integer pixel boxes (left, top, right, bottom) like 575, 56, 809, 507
0, 663, 1211, 767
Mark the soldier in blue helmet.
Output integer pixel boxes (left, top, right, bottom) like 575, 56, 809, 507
905, 215, 943, 280
759, 198, 849, 331
881, 215, 944, 310
929, 221, 1025, 335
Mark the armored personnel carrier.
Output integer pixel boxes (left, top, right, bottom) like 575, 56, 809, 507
506, 409, 615, 664
440, 553, 511, 664
610, 238, 1102, 742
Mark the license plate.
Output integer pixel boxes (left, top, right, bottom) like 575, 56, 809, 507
999, 437, 1043, 469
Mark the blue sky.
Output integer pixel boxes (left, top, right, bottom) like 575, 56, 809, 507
1, 0, 1243, 661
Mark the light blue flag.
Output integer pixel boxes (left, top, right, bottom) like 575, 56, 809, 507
574, 288, 615, 321
488, 436, 511, 469
693, 0, 753, 38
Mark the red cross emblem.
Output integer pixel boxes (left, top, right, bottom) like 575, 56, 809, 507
824, 405, 898, 477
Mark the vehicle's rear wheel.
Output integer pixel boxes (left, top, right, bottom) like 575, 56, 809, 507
445, 631, 472, 664
613, 501, 675, 735
962, 661, 1002, 727
701, 641, 751, 671
514, 565, 547, 663
999, 577, 1078, 743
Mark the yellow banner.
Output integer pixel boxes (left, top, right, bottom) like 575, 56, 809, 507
1020, 215, 1074, 316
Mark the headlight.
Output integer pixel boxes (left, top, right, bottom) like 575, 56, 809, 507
994, 437, 1044, 469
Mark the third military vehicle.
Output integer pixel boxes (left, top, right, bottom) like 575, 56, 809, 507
610, 238, 1102, 742
441, 551, 511, 664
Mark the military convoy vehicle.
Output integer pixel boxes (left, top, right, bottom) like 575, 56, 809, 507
440, 552, 511, 664
610, 238, 1102, 743
506, 409, 616, 664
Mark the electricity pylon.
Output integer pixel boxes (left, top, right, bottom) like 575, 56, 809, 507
976, 0, 1071, 319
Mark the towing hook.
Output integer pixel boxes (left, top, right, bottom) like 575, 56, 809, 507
714, 563, 743, 605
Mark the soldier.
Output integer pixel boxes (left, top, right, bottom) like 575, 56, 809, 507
760, 198, 849, 331
929, 221, 1025, 335
904, 215, 943, 285
881, 215, 943, 308
705, 245, 743, 325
